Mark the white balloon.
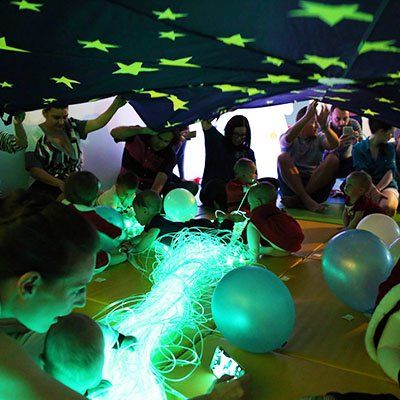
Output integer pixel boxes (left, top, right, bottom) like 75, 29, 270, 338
356, 213, 400, 246
389, 237, 400, 265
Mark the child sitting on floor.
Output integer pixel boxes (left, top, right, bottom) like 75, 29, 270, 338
64, 171, 126, 272
41, 313, 136, 399
342, 171, 385, 229
246, 182, 304, 259
225, 158, 257, 214
97, 171, 139, 214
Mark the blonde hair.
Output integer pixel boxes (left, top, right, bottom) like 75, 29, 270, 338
347, 171, 372, 192
248, 182, 277, 204
233, 158, 256, 176
43, 313, 104, 380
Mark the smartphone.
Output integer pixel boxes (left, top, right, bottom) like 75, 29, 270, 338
342, 126, 354, 137
210, 346, 245, 380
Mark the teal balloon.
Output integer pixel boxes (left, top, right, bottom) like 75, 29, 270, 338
211, 266, 296, 353
164, 188, 198, 222
322, 230, 393, 313
95, 206, 124, 230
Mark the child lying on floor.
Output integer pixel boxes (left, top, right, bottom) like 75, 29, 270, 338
246, 182, 304, 259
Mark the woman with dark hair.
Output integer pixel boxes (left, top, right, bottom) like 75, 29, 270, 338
0, 190, 249, 399
200, 115, 256, 209
25, 96, 126, 199
352, 118, 398, 216
111, 125, 198, 195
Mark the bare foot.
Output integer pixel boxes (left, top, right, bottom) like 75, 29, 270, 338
302, 196, 326, 212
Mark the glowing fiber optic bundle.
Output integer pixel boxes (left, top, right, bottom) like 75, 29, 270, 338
96, 227, 252, 399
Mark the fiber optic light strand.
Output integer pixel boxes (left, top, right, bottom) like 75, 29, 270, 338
96, 227, 252, 399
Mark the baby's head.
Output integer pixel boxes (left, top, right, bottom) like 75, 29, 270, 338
64, 171, 100, 207
132, 190, 162, 225
233, 158, 257, 184
344, 171, 372, 200
116, 172, 139, 203
248, 182, 277, 211
41, 313, 104, 395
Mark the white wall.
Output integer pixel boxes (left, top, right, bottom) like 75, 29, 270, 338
0, 98, 308, 195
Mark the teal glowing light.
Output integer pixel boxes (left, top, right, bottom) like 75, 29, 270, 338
96, 227, 253, 399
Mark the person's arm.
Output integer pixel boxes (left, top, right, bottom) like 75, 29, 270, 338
317, 105, 339, 150
13, 112, 27, 148
201, 120, 213, 131
346, 210, 364, 230
110, 125, 158, 141
376, 170, 393, 191
0, 332, 86, 400
246, 222, 261, 261
131, 228, 160, 252
259, 246, 290, 257
29, 167, 64, 190
84, 96, 127, 135
283, 100, 318, 144
151, 172, 168, 194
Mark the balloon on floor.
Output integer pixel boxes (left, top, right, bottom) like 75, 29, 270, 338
322, 230, 393, 313
164, 188, 198, 222
356, 213, 400, 246
212, 265, 296, 353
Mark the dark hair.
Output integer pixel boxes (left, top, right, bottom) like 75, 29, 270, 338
133, 190, 162, 213
43, 105, 69, 113
369, 118, 393, 134
296, 106, 307, 122
0, 190, 99, 281
224, 115, 251, 147
116, 171, 139, 190
64, 171, 100, 206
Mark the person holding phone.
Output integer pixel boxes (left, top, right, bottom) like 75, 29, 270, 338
323, 106, 363, 181
25, 96, 127, 199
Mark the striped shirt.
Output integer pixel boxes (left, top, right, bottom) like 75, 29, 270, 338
25, 118, 87, 180
0, 131, 25, 153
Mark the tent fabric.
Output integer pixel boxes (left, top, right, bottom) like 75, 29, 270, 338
1, 0, 400, 130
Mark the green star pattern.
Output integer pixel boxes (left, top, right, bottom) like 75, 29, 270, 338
289, 1, 373, 27
159, 31, 186, 41
113, 62, 159, 76
77, 39, 119, 52
51, 76, 80, 89
11, 0, 42, 11
217, 34, 255, 47
298, 54, 347, 70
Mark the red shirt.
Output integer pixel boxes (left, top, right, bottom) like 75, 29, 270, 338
225, 178, 251, 214
344, 195, 385, 220
250, 203, 304, 252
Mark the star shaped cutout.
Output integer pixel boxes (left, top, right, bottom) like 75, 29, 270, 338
159, 31, 186, 41
42, 98, 57, 104
324, 96, 349, 102
159, 57, 200, 68
392, 107, 400, 113
51, 76, 80, 89
217, 34, 255, 48
387, 71, 400, 79
11, 0, 42, 11
257, 74, 299, 83
77, 39, 119, 52
298, 54, 347, 70
152, 8, 187, 20
0, 36, 29, 53
361, 108, 380, 117
262, 56, 284, 67
0, 81, 13, 88
245, 87, 266, 96
113, 62, 159, 76
359, 40, 400, 55
376, 97, 394, 104
213, 84, 247, 93
289, 1, 373, 27
165, 121, 182, 128
167, 95, 189, 111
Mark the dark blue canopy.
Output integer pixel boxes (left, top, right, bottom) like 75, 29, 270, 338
1, 0, 400, 129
